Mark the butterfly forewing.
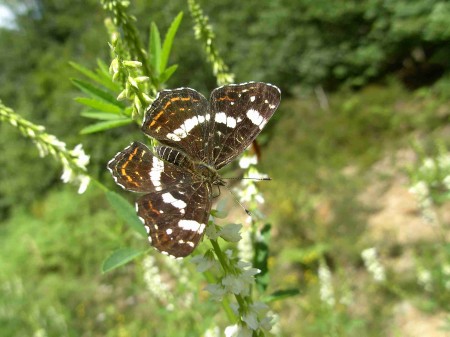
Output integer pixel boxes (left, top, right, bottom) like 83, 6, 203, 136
136, 182, 212, 257
142, 88, 213, 163
209, 82, 281, 169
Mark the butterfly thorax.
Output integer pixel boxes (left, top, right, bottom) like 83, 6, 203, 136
192, 161, 225, 187
155, 145, 224, 186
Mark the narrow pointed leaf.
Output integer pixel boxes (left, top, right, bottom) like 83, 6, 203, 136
75, 97, 123, 114
149, 22, 161, 77
70, 61, 103, 83
81, 111, 127, 120
70, 61, 119, 92
105, 191, 147, 237
158, 64, 178, 84
96, 59, 121, 92
102, 248, 146, 273
263, 289, 301, 303
80, 119, 133, 134
160, 12, 183, 73
71, 79, 123, 106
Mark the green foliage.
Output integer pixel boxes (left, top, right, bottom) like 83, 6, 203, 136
105, 190, 147, 237
102, 247, 147, 273
0, 0, 449, 336
148, 12, 183, 84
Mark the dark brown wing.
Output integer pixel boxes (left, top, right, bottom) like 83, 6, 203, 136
141, 88, 213, 163
136, 182, 212, 258
208, 82, 280, 169
107, 142, 191, 193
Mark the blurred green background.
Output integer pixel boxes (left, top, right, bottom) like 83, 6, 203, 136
0, 0, 449, 336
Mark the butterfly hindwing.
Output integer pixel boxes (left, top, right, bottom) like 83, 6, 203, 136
136, 182, 212, 258
107, 142, 192, 193
209, 82, 281, 169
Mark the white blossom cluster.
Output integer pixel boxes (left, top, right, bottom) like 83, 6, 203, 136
60, 144, 91, 194
192, 220, 275, 334
142, 255, 175, 311
224, 301, 274, 336
318, 260, 335, 307
1, 101, 91, 194
361, 247, 386, 283
416, 268, 433, 292
409, 152, 450, 224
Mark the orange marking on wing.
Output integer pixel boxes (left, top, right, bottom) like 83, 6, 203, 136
150, 110, 165, 127
217, 95, 234, 101
121, 147, 139, 182
147, 200, 160, 215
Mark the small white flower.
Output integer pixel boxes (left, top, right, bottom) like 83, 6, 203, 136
61, 164, 74, 183
71, 144, 90, 167
318, 260, 335, 306
417, 268, 433, 291
242, 311, 259, 330
361, 247, 386, 282
222, 262, 260, 296
409, 181, 429, 198
36, 142, 47, 157
224, 325, 239, 337
142, 256, 174, 307
222, 273, 248, 295
204, 326, 220, 337
423, 158, 436, 170
224, 325, 252, 337
241, 302, 274, 332
219, 223, 242, 242
204, 283, 226, 301
239, 155, 257, 169
190, 253, 218, 272
77, 175, 90, 194
123, 60, 142, 68
238, 229, 253, 262
205, 223, 220, 240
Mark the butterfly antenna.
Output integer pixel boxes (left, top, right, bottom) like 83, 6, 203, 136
222, 177, 272, 181
222, 184, 252, 216
220, 175, 272, 216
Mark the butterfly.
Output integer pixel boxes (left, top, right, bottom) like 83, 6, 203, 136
107, 82, 281, 258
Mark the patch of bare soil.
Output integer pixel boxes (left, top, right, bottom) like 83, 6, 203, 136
390, 301, 449, 337
357, 148, 449, 336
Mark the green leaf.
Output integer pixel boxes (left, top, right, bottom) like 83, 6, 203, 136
70, 61, 118, 92
263, 289, 301, 303
160, 12, 183, 73
105, 191, 147, 237
210, 208, 228, 219
96, 59, 121, 92
254, 223, 271, 292
96, 59, 112, 78
80, 111, 127, 120
80, 119, 133, 134
149, 22, 162, 77
158, 64, 178, 84
102, 248, 146, 273
74, 97, 123, 114
71, 78, 123, 106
